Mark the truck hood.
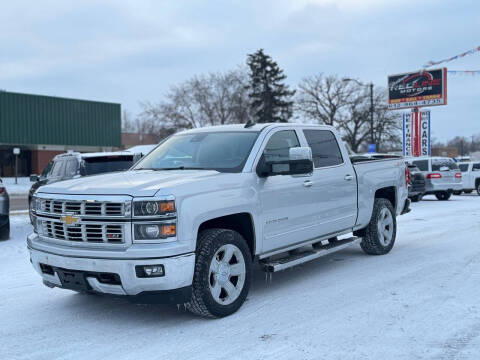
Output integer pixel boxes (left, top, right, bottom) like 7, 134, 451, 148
37, 169, 221, 197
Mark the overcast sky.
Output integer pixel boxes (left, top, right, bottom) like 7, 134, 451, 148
1, 0, 479, 142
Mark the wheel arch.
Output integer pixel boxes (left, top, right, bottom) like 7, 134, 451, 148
197, 212, 256, 258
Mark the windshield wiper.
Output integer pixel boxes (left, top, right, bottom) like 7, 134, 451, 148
135, 166, 210, 171
157, 166, 210, 170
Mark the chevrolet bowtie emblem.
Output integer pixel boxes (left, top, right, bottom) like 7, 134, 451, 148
60, 214, 80, 225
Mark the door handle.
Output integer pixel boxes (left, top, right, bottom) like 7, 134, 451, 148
344, 174, 354, 181
303, 180, 314, 187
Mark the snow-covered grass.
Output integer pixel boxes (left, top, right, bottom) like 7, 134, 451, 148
1, 177, 31, 196
1, 195, 480, 359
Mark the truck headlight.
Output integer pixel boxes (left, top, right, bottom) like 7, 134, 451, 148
133, 200, 175, 217
134, 223, 176, 240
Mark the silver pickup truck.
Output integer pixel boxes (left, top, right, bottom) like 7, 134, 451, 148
28, 123, 410, 318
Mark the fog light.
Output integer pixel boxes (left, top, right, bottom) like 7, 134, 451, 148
136, 265, 165, 278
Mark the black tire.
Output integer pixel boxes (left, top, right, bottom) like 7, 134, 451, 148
360, 198, 396, 255
0, 219, 10, 241
187, 228, 252, 318
464, 190, 473, 194
453, 191, 462, 196
410, 194, 421, 202
477, 183, 480, 196
435, 192, 451, 201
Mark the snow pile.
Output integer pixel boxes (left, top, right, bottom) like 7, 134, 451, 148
1, 177, 31, 196
1, 194, 480, 359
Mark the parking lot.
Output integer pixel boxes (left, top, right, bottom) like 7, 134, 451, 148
1, 194, 480, 360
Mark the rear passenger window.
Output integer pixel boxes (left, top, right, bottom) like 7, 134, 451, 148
303, 130, 343, 168
412, 160, 428, 171
263, 130, 300, 162
459, 164, 469, 172
473, 163, 480, 171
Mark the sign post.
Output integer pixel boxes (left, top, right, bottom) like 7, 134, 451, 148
402, 109, 430, 157
13, 147, 20, 184
389, 68, 445, 157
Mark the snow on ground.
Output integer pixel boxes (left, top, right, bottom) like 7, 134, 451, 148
1, 195, 480, 360
1, 177, 31, 196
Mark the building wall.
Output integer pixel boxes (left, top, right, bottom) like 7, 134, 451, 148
121, 132, 159, 149
0, 91, 121, 147
431, 147, 459, 158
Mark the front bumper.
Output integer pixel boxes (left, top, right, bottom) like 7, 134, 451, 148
28, 235, 195, 303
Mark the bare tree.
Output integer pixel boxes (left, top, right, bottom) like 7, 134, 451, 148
296, 74, 356, 126
138, 69, 251, 136
296, 74, 401, 152
121, 109, 136, 132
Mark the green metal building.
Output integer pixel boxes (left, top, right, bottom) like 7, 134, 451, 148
0, 91, 121, 176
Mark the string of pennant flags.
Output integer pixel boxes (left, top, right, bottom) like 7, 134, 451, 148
448, 70, 480, 75
423, 45, 480, 68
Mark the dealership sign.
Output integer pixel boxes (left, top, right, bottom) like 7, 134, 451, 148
403, 110, 430, 157
388, 68, 447, 110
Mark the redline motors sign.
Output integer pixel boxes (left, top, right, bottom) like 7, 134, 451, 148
388, 68, 447, 110
403, 110, 431, 157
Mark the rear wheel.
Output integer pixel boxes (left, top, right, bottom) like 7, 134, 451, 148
435, 191, 451, 201
187, 228, 252, 318
360, 198, 396, 255
453, 191, 462, 196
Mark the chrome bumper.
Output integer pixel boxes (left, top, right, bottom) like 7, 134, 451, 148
28, 238, 195, 296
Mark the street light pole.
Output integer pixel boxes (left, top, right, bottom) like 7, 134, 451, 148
369, 82, 374, 146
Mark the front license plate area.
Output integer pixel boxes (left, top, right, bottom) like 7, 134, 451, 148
56, 269, 89, 291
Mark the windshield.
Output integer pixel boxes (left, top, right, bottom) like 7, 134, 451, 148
81, 155, 135, 176
431, 158, 459, 171
41, 161, 54, 178
133, 131, 259, 173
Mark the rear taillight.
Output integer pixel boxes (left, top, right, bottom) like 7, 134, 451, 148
0, 186, 5, 194
405, 167, 411, 187
426, 173, 442, 179
455, 172, 462, 179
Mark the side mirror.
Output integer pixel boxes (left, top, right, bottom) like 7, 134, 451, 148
257, 147, 313, 177
30, 174, 39, 182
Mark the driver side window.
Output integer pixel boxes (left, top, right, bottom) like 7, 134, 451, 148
263, 130, 300, 162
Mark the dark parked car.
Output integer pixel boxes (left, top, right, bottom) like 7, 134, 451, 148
0, 178, 10, 240
406, 164, 426, 202
29, 151, 142, 222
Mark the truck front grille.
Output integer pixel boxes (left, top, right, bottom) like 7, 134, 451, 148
33, 195, 132, 247
38, 199, 125, 217
40, 219, 125, 244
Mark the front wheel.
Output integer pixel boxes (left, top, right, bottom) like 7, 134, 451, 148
360, 198, 396, 255
464, 190, 473, 194
435, 191, 451, 201
477, 183, 480, 196
187, 228, 252, 318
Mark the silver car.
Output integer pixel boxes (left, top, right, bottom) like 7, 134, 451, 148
406, 156, 462, 201
0, 178, 10, 240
